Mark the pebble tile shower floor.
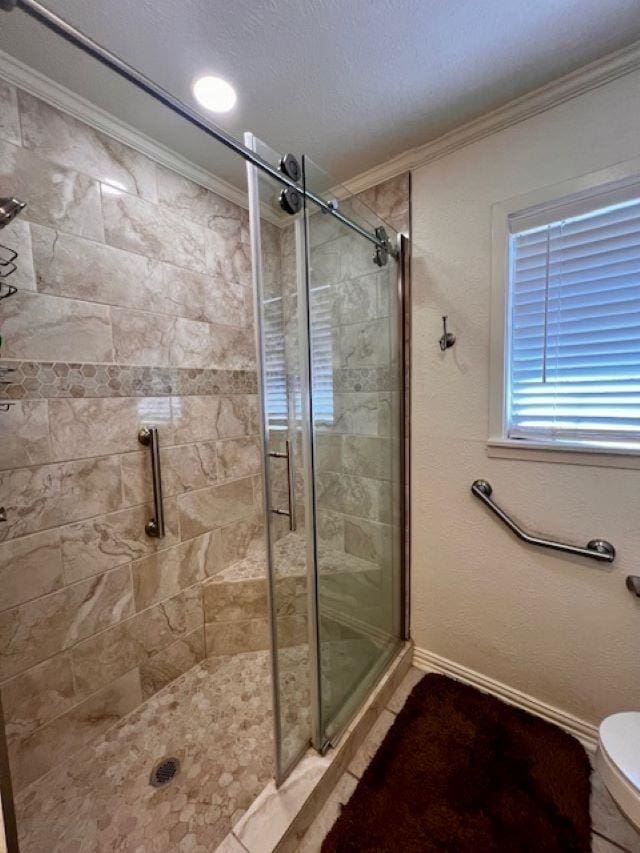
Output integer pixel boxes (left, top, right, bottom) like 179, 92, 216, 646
14, 649, 304, 852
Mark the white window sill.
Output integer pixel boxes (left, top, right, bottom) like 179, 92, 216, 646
487, 438, 640, 470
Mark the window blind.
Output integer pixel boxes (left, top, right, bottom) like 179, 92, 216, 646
263, 296, 288, 425
507, 194, 640, 446
309, 284, 334, 423
263, 286, 334, 426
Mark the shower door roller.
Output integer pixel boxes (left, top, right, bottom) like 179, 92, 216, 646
278, 153, 301, 182
280, 187, 302, 215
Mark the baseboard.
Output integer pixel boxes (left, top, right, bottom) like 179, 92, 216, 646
413, 647, 598, 751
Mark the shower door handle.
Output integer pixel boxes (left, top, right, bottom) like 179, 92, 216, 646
138, 426, 165, 538
269, 439, 297, 532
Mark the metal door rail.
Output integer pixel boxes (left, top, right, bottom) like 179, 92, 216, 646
471, 479, 615, 563
1, 0, 394, 256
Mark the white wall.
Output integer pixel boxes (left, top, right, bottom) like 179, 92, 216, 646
411, 68, 640, 727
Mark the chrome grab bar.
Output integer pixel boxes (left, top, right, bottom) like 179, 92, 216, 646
471, 479, 615, 563
138, 427, 165, 538
269, 439, 297, 532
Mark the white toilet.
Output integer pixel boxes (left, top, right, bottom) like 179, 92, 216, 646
597, 712, 640, 830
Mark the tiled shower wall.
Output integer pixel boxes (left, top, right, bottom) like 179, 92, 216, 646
0, 79, 265, 793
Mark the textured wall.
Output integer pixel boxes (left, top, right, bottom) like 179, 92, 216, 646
0, 78, 263, 794
411, 68, 640, 725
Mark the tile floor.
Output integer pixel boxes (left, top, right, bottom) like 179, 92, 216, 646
14, 649, 301, 853
296, 667, 640, 853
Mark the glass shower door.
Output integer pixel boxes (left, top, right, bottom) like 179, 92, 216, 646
245, 135, 314, 782
302, 159, 405, 744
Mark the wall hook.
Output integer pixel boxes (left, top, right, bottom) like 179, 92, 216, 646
439, 315, 456, 351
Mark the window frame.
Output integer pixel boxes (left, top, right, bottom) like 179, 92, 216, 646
488, 156, 640, 468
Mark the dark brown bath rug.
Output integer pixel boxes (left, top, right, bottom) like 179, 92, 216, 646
322, 673, 591, 852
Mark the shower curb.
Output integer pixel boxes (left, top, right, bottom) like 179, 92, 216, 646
218, 641, 413, 853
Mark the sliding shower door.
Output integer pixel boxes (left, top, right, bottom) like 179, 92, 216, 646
247, 138, 406, 779
245, 134, 314, 782
302, 159, 405, 745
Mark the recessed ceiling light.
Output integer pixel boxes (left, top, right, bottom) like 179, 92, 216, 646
192, 76, 237, 113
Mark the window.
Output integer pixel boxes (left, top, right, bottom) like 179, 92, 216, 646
503, 183, 640, 450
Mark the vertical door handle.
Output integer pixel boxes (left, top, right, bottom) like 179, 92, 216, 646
138, 426, 165, 538
269, 439, 297, 532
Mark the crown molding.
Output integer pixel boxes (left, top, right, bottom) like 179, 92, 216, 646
342, 39, 640, 197
0, 47, 252, 212
413, 647, 598, 750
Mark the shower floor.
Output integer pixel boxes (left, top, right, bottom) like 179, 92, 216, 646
12, 531, 389, 853
14, 649, 301, 853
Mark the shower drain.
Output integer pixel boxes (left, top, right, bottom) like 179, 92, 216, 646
149, 756, 180, 788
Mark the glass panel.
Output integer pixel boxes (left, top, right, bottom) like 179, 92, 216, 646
244, 135, 313, 779
302, 157, 405, 742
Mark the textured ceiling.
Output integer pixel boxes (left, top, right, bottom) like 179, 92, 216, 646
1, 0, 640, 191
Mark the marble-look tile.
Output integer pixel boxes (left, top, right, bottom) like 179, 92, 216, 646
1, 651, 76, 741
338, 319, 389, 368
329, 392, 390, 437
132, 532, 221, 611
178, 477, 255, 539
170, 395, 221, 444
205, 215, 251, 288
591, 767, 640, 852
71, 586, 202, 695
0, 400, 51, 470
354, 173, 410, 236
101, 188, 207, 273
342, 435, 391, 479
110, 306, 173, 367
233, 751, 333, 853
0, 565, 134, 680
317, 509, 345, 551
348, 708, 395, 778
0, 79, 20, 145
217, 436, 261, 480
48, 397, 170, 461
0, 291, 113, 362
214, 832, 249, 853
8, 668, 142, 792
161, 263, 246, 327
0, 529, 63, 612
297, 771, 358, 852
31, 224, 165, 310
60, 498, 180, 583
111, 307, 255, 370
317, 471, 385, 522
203, 578, 268, 623
156, 166, 240, 229
591, 833, 627, 852
386, 666, 424, 714
204, 618, 270, 657
120, 442, 217, 506
344, 517, 392, 565
19, 92, 158, 201
216, 395, 259, 439
0, 218, 36, 291
331, 275, 381, 326
172, 317, 255, 370
139, 626, 204, 699
220, 512, 266, 569
0, 455, 122, 542
0, 140, 103, 240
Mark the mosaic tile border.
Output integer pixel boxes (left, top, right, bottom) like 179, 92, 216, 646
333, 367, 392, 393
0, 361, 258, 400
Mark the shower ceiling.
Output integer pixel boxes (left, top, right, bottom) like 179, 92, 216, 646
1, 0, 640, 191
